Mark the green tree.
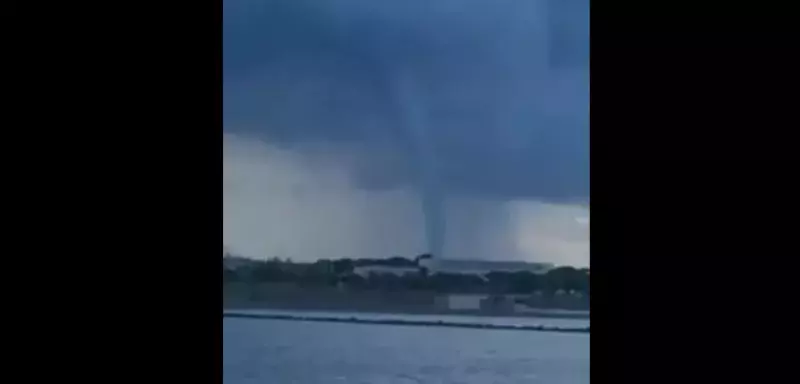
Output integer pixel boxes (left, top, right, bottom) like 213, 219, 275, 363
386, 256, 415, 267
509, 271, 540, 294
332, 258, 354, 274
251, 259, 294, 282
543, 266, 588, 294
486, 271, 513, 293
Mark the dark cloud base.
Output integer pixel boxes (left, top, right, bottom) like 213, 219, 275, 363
223, 0, 589, 203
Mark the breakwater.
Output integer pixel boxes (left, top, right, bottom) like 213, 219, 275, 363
223, 311, 590, 334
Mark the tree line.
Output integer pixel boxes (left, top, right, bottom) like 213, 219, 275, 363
223, 254, 589, 296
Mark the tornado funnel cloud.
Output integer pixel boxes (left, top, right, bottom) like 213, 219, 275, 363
387, 69, 445, 259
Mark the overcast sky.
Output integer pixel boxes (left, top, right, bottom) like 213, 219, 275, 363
223, 0, 589, 267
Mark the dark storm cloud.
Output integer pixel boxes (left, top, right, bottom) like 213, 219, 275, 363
223, 0, 589, 202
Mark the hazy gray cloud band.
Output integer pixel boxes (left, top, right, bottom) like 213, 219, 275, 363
223, 134, 589, 266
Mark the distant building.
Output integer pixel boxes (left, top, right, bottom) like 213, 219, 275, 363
419, 258, 554, 277
435, 293, 533, 313
435, 294, 486, 311
347, 257, 556, 282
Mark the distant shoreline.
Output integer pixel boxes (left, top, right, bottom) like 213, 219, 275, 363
223, 311, 590, 334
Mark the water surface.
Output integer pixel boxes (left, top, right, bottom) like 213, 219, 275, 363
224, 317, 589, 384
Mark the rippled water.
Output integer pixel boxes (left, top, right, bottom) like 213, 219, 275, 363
224, 316, 589, 384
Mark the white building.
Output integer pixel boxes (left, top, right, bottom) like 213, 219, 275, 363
419, 258, 554, 277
